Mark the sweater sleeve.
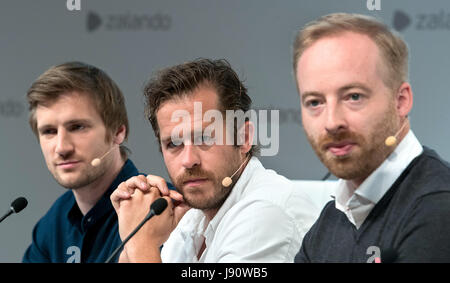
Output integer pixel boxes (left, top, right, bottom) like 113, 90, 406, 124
294, 201, 335, 263
294, 229, 312, 263
395, 192, 450, 262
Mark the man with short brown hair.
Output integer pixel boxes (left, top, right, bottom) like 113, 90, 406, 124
23, 61, 142, 263
111, 59, 318, 263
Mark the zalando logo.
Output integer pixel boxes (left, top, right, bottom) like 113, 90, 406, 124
0, 99, 25, 118
393, 10, 450, 32
393, 11, 411, 32
87, 11, 172, 32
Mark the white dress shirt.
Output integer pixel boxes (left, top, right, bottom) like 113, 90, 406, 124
334, 130, 423, 229
161, 157, 320, 262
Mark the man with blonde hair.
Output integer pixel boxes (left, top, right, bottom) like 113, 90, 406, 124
293, 13, 450, 262
23, 62, 142, 263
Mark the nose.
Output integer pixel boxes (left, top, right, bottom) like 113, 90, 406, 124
55, 129, 74, 158
325, 103, 348, 135
180, 144, 201, 169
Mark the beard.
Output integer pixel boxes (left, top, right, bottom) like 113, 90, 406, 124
306, 104, 399, 182
170, 154, 241, 210
52, 158, 109, 190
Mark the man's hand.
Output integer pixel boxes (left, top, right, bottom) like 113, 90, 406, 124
111, 174, 184, 210
110, 175, 190, 262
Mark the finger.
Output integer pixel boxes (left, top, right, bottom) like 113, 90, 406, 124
115, 181, 133, 198
146, 175, 170, 196
173, 201, 190, 225
119, 180, 136, 195
161, 196, 175, 216
125, 175, 150, 192
110, 191, 120, 212
148, 186, 163, 199
110, 184, 132, 211
168, 189, 184, 202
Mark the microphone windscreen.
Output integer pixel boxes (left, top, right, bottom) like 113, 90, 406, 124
385, 136, 397, 147
150, 198, 168, 215
11, 197, 28, 213
222, 177, 232, 187
91, 158, 101, 167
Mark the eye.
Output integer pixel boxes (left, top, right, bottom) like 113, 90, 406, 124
194, 134, 215, 146
166, 139, 183, 149
344, 92, 365, 103
305, 99, 322, 108
202, 135, 213, 144
41, 128, 57, 136
349, 93, 361, 101
69, 124, 86, 131
166, 141, 176, 149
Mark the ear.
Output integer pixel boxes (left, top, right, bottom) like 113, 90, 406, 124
113, 125, 127, 145
238, 120, 255, 157
395, 82, 413, 118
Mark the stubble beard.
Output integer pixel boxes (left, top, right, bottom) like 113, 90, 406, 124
306, 105, 399, 182
53, 160, 109, 190
170, 154, 241, 211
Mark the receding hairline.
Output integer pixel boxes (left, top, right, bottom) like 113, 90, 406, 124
296, 30, 391, 85
293, 15, 409, 91
153, 80, 223, 118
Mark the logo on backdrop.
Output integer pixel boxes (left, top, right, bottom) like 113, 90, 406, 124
393, 9, 450, 32
393, 10, 411, 31
0, 99, 25, 118
87, 11, 172, 33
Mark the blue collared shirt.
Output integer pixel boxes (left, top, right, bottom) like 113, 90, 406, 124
23, 159, 141, 263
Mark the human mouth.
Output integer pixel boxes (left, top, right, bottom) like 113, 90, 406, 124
56, 161, 81, 169
183, 178, 209, 187
325, 142, 356, 156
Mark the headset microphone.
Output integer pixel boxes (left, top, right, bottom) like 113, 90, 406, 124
385, 119, 408, 147
221, 156, 250, 187
91, 146, 116, 167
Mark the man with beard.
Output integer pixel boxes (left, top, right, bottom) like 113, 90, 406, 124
110, 59, 318, 262
293, 13, 450, 262
23, 62, 143, 263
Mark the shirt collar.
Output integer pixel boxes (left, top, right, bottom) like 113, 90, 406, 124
334, 130, 423, 227
67, 159, 139, 229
